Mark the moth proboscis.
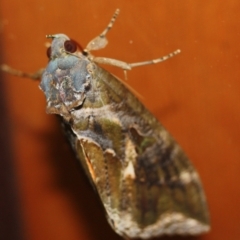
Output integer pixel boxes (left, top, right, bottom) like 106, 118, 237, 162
1, 9, 210, 240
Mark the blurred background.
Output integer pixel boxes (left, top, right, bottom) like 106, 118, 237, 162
0, 0, 239, 239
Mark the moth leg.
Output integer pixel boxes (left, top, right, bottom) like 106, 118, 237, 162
1, 64, 43, 80
92, 57, 131, 70
85, 9, 120, 52
92, 49, 181, 70
129, 49, 181, 68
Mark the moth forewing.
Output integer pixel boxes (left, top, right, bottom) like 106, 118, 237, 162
66, 63, 210, 239
1, 9, 210, 240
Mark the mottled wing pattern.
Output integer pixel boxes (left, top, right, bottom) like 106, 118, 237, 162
40, 34, 209, 239
69, 65, 209, 238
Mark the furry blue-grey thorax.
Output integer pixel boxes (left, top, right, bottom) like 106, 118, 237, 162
40, 34, 91, 117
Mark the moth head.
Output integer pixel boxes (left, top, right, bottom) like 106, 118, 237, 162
40, 34, 91, 119
46, 34, 83, 59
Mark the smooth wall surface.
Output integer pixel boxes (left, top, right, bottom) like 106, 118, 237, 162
0, 1, 239, 240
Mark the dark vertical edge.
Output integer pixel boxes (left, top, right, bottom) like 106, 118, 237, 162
0, 14, 25, 240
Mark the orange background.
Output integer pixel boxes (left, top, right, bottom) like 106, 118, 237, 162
0, 1, 240, 240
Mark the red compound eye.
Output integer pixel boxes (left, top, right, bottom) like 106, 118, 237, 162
64, 39, 83, 53
64, 40, 78, 53
46, 47, 51, 58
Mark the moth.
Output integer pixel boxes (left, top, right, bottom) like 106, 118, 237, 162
1, 9, 210, 240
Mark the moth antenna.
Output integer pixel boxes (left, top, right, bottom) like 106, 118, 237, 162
0, 64, 43, 80
85, 9, 120, 53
